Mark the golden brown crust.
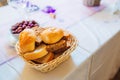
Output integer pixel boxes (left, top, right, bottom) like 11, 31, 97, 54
19, 29, 36, 53
23, 44, 48, 60
33, 52, 54, 63
40, 27, 64, 44
46, 40, 67, 53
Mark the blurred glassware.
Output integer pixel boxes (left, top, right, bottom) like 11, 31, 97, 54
7, 0, 40, 19
112, 0, 120, 14
83, 0, 101, 7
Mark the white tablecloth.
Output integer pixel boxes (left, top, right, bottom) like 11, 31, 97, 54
0, 0, 120, 80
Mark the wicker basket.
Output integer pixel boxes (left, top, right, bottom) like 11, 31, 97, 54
15, 34, 77, 72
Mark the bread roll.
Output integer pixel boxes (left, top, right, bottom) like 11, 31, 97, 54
46, 40, 67, 52
23, 44, 48, 60
32, 27, 45, 43
33, 52, 54, 63
19, 29, 36, 53
41, 27, 64, 44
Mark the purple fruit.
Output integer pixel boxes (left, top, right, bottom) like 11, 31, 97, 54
29, 21, 33, 24
11, 25, 18, 30
24, 21, 28, 25
30, 24, 34, 27
18, 24, 22, 27
32, 20, 36, 24
22, 25, 26, 29
11, 20, 39, 34
12, 31, 16, 34
22, 21, 25, 24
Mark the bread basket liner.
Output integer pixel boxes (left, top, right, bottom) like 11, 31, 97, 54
15, 33, 77, 72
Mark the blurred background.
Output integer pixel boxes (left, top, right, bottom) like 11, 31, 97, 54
0, 0, 7, 7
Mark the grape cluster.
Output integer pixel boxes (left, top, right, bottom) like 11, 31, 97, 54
11, 20, 39, 34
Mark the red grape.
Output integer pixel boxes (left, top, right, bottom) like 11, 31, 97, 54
11, 20, 39, 34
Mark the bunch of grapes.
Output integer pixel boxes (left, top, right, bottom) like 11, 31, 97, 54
11, 20, 39, 34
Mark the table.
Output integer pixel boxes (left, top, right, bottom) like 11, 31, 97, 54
0, 0, 120, 80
